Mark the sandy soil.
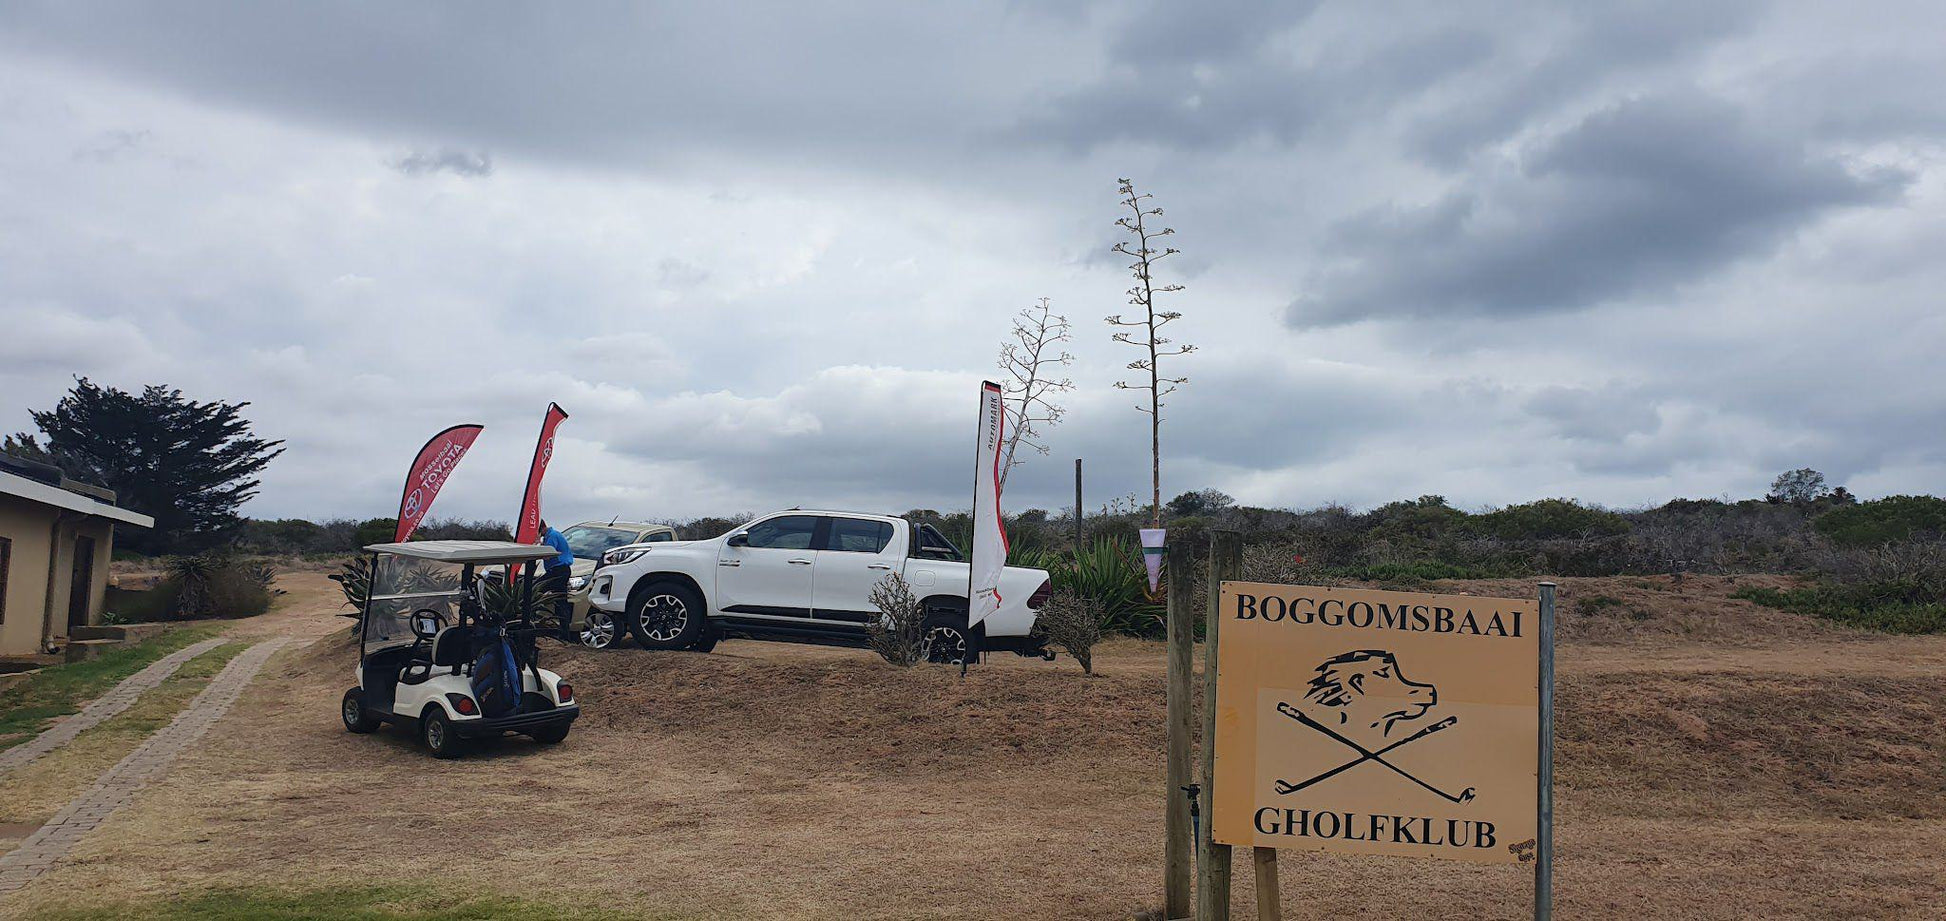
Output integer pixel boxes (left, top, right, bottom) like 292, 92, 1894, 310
4, 573, 1941, 919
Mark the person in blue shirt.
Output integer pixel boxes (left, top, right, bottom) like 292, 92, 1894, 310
538, 520, 575, 638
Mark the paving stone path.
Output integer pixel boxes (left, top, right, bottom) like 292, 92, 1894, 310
0, 637, 294, 895
0, 637, 229, 778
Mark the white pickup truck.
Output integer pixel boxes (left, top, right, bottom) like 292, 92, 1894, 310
585, 510, 1052, 664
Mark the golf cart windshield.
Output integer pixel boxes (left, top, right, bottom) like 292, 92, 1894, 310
357, 541, 559, 653
362, 555, 465, 652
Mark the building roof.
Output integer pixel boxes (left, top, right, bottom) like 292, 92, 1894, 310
0, 470, 154, 528
359, 540, 558, 564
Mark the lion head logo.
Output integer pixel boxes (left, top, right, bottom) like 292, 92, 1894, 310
1302, 649, 1437, 737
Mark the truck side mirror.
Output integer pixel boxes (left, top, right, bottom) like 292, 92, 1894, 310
726, 533, 749, 548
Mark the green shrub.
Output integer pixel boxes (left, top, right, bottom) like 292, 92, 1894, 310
1813, 495, 1946, 548
353, 517, 399, 549
1469, 499, 1630, 541
153, 555, 277, 620
1322, 560, 1515, 583
1032, 588, 1105, 674
1369, 495, 1469, 541
865, 572, 927, 666
1734, 584, 1946, 634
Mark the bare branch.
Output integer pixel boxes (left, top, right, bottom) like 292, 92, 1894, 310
1105, 178, 1195, 528
996, 297, 1074, 489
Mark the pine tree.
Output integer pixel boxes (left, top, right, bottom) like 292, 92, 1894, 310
9, 378, 284, 552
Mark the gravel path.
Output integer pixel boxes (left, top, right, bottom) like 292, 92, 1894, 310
0, 637, 293, 895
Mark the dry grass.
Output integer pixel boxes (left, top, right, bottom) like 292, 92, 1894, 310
3, 572, 1941, 920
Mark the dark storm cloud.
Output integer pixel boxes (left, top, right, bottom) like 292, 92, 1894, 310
0, 1, 1078, 173
1399, 2, 1761, 165
389, 149, 491, 177
5, 0, 1946, 520
1288, 93, 1910, 326
1014, 1, 1492, 152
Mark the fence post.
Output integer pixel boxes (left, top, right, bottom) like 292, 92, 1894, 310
1197, 531, 1241, 920
1536, 582, 1556, 921
1165, 547, 1195, 918
1253, 848, 1281, 921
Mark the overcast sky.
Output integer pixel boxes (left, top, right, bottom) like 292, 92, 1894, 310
4, 1, 1943, 525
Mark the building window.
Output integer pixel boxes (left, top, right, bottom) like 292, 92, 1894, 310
0, 536, 10, 623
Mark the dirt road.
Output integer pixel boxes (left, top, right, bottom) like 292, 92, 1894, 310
4, 573, 1940, 919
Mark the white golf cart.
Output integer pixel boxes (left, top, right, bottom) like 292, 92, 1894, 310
341, 540, 580, 758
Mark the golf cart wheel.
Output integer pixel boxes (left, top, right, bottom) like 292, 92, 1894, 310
921, 612, 973, 666
628, 581, 705, 651
528, 724, 570, 745
421, 706, 467, 759
341, 688, 381, 734
579, 608, 621, 649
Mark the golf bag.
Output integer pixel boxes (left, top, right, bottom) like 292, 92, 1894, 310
470, 627, 523, 717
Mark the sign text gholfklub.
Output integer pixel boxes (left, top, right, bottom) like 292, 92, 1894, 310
1231, 591, 1524, 638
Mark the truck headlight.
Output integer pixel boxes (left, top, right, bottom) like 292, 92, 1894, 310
602, 547, 649, 566
568, 576, 588, 591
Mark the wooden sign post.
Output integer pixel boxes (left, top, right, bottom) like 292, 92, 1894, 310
1202, 579, 1555, 917
1197, 532, 1241, 921
1164, 546, 1194, 919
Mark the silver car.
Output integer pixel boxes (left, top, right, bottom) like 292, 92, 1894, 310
559, 520, 677, 647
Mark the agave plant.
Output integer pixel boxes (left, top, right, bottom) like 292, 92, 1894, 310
328, 556, 373, 619
478, 575, 569, 632
1017, 535, 1165, 638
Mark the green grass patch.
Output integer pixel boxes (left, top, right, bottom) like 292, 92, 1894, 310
0, 625, 223, 751
1574, 593, 1650, 621
33, 884, 665, 921
1734, 584, 1946, 634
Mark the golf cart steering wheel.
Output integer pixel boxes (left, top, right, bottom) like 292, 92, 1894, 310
409, 608, 448, 639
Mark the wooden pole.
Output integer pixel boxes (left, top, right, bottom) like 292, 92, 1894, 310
1252, 849, 1281, 921
1536, 582, 1556, 921
1074, 458, 1084, 555
1165, 545, 1194, 919
1197, 531, 1241, 920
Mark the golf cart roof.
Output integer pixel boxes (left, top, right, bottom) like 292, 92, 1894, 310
360, 540, 558, 564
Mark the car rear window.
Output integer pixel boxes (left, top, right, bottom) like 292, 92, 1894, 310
826, 518, 893, 553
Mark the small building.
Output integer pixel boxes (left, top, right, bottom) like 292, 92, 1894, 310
0, 456, 153, 659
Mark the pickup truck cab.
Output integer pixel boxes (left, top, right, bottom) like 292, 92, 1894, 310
586, 510, 1052, 664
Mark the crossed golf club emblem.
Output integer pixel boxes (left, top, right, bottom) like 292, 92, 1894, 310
1272, 649, 1476, 805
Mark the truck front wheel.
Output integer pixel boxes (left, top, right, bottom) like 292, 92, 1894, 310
628, 581, 707, 651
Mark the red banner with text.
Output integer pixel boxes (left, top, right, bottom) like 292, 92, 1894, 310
394, 424, 485, 543
514, 403, 569, 545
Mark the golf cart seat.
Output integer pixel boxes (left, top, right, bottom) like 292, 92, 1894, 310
399, 627, 472, 686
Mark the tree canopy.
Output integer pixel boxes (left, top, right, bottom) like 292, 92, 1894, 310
8, 378, 284, 553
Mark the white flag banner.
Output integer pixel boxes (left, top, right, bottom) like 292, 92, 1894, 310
969, 380, 1008, 628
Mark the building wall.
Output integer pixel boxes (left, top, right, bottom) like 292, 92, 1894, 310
0, 494, 120, 657
0, 493, 59, 657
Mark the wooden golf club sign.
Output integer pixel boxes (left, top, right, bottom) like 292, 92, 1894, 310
1209, 581, 1551, 887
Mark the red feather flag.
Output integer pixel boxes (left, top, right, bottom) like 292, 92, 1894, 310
394, 424, 485, 543
514, 403, 569, 545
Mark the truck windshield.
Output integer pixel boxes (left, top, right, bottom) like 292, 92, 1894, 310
562, 526, 640, 561
911, 523, 965, 562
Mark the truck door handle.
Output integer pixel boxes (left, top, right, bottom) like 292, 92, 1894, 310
718, 560, 741, 568
867, 563, 892, 570
788, 558, 812, 565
